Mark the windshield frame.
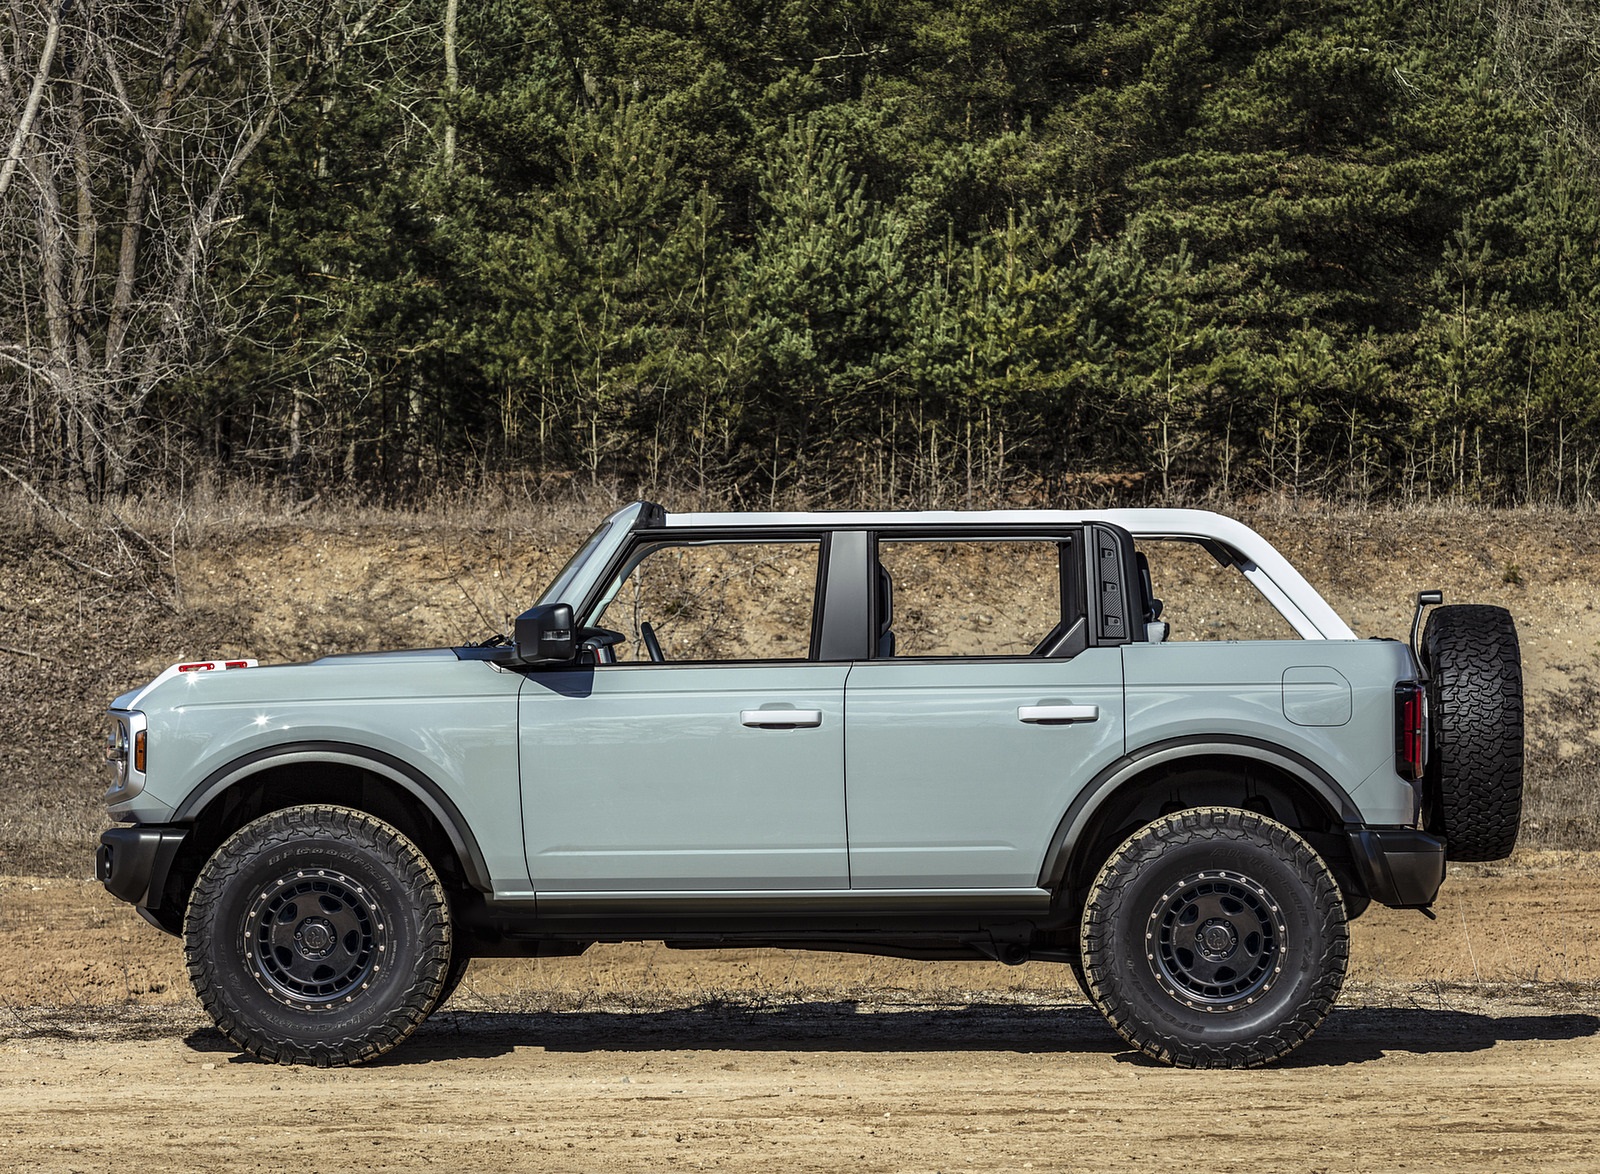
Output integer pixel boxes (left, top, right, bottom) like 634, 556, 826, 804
533, 522, 614, 607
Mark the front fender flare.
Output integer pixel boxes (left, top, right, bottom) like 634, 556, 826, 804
1037, 735, 1361, 891
171, 740, 493, 892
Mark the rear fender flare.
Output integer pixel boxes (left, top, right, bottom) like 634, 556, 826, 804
1037, 736, 1360, 892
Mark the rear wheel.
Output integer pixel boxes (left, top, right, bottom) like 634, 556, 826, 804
1079, 807, 1348, 1068
1422, 604, 1524, 861
184, 805, 453, 1066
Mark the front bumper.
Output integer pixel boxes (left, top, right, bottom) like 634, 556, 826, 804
97, 825, 188, 909
1346, 827, 1446, 908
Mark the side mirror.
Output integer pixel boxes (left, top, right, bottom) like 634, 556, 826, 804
514, 603, 576, 664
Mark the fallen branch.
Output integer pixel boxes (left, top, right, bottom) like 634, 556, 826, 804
108, 510, 173, 564
0, 465, 83, 531
50, 548, 117, 581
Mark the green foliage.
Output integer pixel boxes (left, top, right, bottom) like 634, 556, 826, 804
118, 0, 1600, 504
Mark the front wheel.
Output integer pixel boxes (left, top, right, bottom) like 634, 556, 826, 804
1078, 807, 1348, 1069
184, 805, 453, 1067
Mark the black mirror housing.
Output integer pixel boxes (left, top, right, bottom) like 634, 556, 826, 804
514, 603, 576, 664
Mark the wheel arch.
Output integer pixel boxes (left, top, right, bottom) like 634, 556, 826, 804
1040, 737, 1360, 902
166, 742, 493, 908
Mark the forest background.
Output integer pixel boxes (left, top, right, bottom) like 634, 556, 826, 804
3, 0, 1600, 509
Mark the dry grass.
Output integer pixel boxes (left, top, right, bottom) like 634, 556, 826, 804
1524, 680, 1600, 847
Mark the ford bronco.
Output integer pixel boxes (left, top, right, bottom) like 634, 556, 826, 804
96, 503, 1523, 1068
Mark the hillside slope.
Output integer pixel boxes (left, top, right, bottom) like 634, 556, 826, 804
1, 503, 1592, 875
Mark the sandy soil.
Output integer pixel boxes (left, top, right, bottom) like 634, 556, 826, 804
4, 990, 1597, 1173
4, 854, 1599, 1172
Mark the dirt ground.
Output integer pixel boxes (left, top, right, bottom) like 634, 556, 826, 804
4, 852, 1599, 1172
4, 989, 1597, 1173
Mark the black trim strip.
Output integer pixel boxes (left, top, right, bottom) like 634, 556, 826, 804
1036, 735, 1361, 890
529, 888, 1052, 917
172, 741, 494, 892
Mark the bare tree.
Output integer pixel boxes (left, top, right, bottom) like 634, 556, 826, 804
1491, 0, 1600, 165
443, 0, 457, 168
0, 0, 408, 498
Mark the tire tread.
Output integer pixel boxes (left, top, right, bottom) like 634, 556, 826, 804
1078, 807, 1348, 1069
1423, 605, 1523, 862
184, 804, 452, 1068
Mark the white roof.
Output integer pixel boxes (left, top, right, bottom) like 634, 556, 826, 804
666, 507, 1355, 640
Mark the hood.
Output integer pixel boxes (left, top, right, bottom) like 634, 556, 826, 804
110, 648, 464, 713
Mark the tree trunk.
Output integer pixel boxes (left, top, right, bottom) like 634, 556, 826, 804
443, 0, 459, 168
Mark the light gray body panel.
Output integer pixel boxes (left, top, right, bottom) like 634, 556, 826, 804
518, 663, 850, 892
843, 651, 1125, 888
117, 651, 529, 889
1122, 640, 1419, 826
103, 505, 1430, 918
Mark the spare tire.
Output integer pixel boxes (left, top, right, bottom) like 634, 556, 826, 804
1421, 604, 1523, 861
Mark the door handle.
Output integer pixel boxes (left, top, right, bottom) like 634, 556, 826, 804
741, 709, 823, 729
1018, 704, 1100, 724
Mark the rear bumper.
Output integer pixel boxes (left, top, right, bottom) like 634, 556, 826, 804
97, 825, 188, 909
1347, 826, 1446, 908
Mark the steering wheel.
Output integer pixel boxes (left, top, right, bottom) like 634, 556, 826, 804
640, 621, 665, 663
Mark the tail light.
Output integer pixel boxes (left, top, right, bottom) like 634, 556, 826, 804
1395, 682, 1427, 780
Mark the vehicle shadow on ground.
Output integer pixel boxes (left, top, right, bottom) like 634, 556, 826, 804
179, 1001, 1600, 1068
1275, 1004, 1600, 1068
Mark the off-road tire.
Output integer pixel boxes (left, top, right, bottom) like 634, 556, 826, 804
1421, 604, 1523, 862
184, 805, 452, 1067
435, 946, 473, 1009
1078, 807, 1348, 1069
1068, 954, 1089, 999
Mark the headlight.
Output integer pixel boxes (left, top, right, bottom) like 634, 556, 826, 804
105, 718, 129, 785
103, 712, 147, 802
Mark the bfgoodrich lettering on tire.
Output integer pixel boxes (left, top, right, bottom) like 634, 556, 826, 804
184, 805, 452, 1067
1422, 604, 1524, 862
1078, 807, 1348, 1069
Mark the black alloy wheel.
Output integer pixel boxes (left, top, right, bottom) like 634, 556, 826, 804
1146, 867, 1286, 1012
245, 867, 384, 1009
185, 804, 453, 1067
1079, 806, 1348, 1069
